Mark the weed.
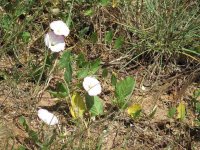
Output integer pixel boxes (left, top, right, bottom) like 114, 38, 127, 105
0, 0, 199, 149
120, 0, 200, 62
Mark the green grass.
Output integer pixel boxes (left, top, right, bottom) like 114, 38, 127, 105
118, 0, 200, 63
0, 0, 200, 149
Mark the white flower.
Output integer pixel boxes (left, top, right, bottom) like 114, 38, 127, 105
50, 20, 70, 37
37, 109, 59, 125
83, 76, 102, 96
44, 31, 65, 52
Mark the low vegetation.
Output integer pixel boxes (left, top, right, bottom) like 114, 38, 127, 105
0, 0, 199, 149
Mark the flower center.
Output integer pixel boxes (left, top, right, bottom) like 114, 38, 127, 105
56, 28, 61, 34
88, 85, 93, 89
51, 40, 57, 46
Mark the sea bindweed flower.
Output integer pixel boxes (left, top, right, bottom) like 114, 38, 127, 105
50, 20, 70, 37
44, 31, 65, 52
37, 108, 59, 125
83, 76, 102, 96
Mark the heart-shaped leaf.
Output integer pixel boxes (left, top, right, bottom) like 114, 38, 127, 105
115, 76, 135, 109
85, 95, 103, 116
70, 93, 86, 119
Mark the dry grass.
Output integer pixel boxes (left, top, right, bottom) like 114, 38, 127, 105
0, 0, 200, 149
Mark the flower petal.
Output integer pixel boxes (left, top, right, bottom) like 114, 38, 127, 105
38, 109, 59, 125
44, 33, 50, 48
44, 31, 65, 52
50, 20, 70, 37
88, 84, 101, 96
50, 43, 65, 52
83, 76, 102, 96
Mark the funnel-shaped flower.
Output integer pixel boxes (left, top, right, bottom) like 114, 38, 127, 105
83, 76, 102, 96
50, 20, 70, 37
44, 31, 65, 52
38, 109, 59, 125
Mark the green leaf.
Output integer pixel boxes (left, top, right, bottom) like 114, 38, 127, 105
90, 59, 101, 74
1, 14, 12, 30
66, 15, 73, 28
194, 89, 200, 99
18, 116, 29, 131
114, 36, 124, 49
59, 51, 72, 83
177, 102, 186, 121
167, 107, 176, 118
15, 7, 26, 17
70, 93, 86, 118
59, 51, 71, 69
77, 53, 87, 68
77, 68, 89, 79
85, 95, 104, 116
29, 130, 38, 142
18, 117, 39, 143
127, 104, 142, 119
19, 116, 26, 126
115, 76, 135, 109
84, 8, 94, 16
21, 31, 31, 43
111, 73, 117, 86
79, 27, 90, 38
196, 102, 200, 114
105, 30, 113, 44
46, 53, 57, 67
49, 82, 68, 98
102, 68, 108, 78
100, 0, 110, 6
90, 32, 98, 43
77, 58, 100, 78
64, 64, 72, 83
